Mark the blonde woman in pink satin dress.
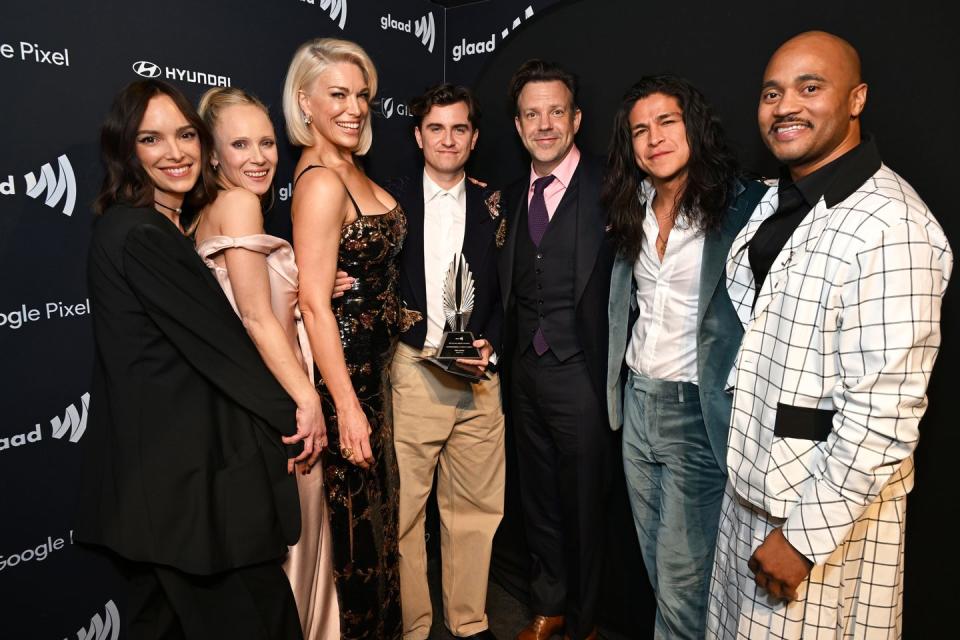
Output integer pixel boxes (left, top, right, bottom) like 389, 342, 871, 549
191, 87, 340, 640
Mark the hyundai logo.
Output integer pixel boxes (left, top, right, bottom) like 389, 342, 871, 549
132, 60, 161, 78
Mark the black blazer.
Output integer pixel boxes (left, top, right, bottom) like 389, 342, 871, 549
76, 205, 300, 575
497, 155, 615, 398
390, 173, 503, 356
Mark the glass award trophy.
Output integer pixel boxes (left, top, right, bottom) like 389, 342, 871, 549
436, 253, 481, 360
424, 254, 488, 381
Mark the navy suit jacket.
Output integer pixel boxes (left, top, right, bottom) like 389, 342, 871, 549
389, 172, 503, 357
497, 155, 614, 398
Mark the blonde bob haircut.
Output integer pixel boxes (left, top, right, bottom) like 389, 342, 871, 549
282, 38, 378, 155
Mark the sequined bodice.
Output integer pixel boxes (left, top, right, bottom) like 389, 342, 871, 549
329, 206, 406, 363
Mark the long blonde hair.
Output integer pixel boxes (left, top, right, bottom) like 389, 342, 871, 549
282, 38, 378, 155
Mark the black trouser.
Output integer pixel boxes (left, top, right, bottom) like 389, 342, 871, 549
115, 557, 302, 640
511, 347, 615, 639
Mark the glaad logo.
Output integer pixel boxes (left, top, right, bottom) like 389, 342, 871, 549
380, 12, 436, 53
0, 530, 74, 572
374, 97, 412, 120
452, 5, 534, 62
132, 59, 231, 87
51, 392, 91, 443
132, 60, 161, 77
500, 5, 535, 40
25, 154, 76, 215
299, 0, 348, 30
0, 392, 90, 453
65, 600, 120, 640
1, 154, 76, 216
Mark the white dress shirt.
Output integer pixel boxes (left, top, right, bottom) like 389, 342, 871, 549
625, 179, 704, 383
422, 171, 467, 350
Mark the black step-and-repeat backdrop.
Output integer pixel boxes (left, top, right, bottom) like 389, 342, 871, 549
0, 2, 563, 637
1, 1, 955, 638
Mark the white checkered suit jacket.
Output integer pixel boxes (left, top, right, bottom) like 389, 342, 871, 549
725, 163, 952, 565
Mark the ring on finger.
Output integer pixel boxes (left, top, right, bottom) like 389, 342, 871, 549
340, 446, 353, 459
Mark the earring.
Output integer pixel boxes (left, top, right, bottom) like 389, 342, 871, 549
211, 162, 219, 171
303, 114, 313, 125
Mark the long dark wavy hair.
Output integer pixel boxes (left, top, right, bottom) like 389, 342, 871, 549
94, 79, 217, 215
601, 75, 739, 261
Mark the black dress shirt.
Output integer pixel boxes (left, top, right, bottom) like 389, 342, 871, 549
749, 135, 882, 304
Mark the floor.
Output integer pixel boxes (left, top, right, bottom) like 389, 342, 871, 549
426, 555, 531, 639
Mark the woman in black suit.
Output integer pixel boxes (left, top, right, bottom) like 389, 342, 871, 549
76, 79, 318, 639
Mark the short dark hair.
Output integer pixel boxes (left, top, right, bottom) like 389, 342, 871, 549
601, 74, 740, 262
410, 83, 481, 129
94, 79, 217, 215
508, 59, 578, 114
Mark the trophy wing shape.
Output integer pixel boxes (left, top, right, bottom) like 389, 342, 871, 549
442, 254, 476, 331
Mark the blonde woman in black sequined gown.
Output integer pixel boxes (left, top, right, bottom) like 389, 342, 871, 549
284, 38, 404, 639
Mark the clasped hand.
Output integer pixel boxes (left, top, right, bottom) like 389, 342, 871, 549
747, 527, 813, 602
283, 397, 326, 474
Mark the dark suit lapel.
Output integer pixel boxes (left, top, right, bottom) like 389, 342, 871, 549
573, 161, 604, 307
462, 181, 490, 275
697, 228, 729, 332
400, 175, 427, 314
697, 180, 764, 331
498, 180, 526, 309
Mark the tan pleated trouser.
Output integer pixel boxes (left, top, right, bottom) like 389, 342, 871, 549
390, 342, 506, 639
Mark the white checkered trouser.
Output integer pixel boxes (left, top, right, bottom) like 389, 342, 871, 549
706, 481, 905, 639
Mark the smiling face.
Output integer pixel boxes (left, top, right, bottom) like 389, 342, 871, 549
758, 32, 867, 178
210, 104, 277, 196
629, 92, 691, 188
514, 80, 581, 175
135, 94, 201, 209
415, 101, 478, 179
299, 61, 369, 151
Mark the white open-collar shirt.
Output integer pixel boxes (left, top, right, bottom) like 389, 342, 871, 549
625, 179, 705, 383
422, 171, 467, 350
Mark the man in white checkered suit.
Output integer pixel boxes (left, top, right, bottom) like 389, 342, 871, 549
706, 31, 953, 639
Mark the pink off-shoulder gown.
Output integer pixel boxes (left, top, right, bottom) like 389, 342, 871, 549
197, 233, 340, 640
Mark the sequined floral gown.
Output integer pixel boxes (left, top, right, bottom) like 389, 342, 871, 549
304, 168, 406, 640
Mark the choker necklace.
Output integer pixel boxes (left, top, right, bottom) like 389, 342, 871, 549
154, 200, 182, 215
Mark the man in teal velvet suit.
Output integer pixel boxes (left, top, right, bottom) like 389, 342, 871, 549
601, 75, 766, 639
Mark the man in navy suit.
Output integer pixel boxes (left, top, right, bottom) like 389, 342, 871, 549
379, 84, 505, 640
498, 60, 616, 640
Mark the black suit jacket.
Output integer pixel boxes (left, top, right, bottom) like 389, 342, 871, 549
497, 155, 614, 398
76, 205, 300, 575
390, 173, 503, 356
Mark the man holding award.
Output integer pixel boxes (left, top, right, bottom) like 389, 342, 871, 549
383, 83, 505, 640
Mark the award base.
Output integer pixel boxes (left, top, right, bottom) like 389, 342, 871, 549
436, 331, 481, 360
424, 357, 489, 382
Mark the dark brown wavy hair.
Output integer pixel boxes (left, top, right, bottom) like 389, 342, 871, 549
601, 75, 739, 262
508, 59, 578, 114
94, 79, 217, 215
410, 83, 481, 129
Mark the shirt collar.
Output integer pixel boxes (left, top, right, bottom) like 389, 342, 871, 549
423, 170, 466, 205
639, 177, 657, 204
528, 144, 581, 191
779, 134, 882, 208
